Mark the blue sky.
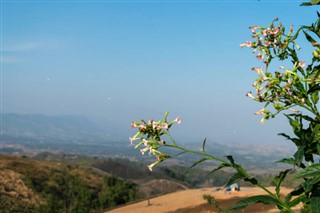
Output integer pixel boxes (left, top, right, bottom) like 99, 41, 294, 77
1, 1, 318, 146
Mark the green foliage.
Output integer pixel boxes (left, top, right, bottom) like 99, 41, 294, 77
99, 175, 137, 208
228, 195, 280, 211
237, 7, 320, 212
274, 169, 292, 198
35, 173, 137, 212
203, 194, 228, 213
0, 155, 137, 213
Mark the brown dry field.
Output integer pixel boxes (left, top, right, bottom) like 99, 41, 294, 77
106, 187, 302, 213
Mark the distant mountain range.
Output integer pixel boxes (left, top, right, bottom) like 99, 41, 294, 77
1, 113, 113, 143
1, 113, 297, 168
1, 113, 134, 157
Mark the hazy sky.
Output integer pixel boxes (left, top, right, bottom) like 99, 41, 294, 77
1, 1, 318, 146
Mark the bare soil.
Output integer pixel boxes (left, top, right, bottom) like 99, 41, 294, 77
106, 187, 302, 213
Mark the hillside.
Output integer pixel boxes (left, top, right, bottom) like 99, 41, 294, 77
0, 154, 137, 213
0, 152, 303, 212
90, 157, 298, 190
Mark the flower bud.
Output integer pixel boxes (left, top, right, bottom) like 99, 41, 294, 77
313, 50, 319, 58
274, 103, 283, 110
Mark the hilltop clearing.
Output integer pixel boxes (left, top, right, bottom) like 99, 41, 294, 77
106, 187, 302, 213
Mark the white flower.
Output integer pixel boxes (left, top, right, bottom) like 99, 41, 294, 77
129, 137, 135, 144
140, 146, 150, 155
147, 161, 159, 171
139, 122, 147, 130
255, 108, 265, 115
240, 41, 252, 48
161, 123, 168, 129
142, 139, 148, 146
299, 61, 306, 68
174, 117, 182, 124
256, 53, 263, 60
152, 121, 158, 130
246, 91, 257, 100
249, 26, 258, 33
251, 67, 263, 75
131, 122, 137, 129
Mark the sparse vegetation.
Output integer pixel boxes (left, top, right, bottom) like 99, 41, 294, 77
0, 154, 137, 213
1, 152, 300, 212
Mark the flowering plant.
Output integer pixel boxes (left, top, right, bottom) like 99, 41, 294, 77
129, 113, 181, 171
238, 10, 320, 212
130, 2, 320, 212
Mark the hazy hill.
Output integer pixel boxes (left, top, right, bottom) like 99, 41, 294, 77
1, 113, 133, 156
1, 113, 296, 169
1, 113, 108, 142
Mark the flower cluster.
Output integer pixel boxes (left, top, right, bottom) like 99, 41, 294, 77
240, 19, 316, 123
130, 112, 181, 171
240, 18, 297, 68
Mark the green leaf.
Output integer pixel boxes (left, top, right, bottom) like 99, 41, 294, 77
306, 177, 320, 192
300, 2, 313, 6
228, 195, 280, 211
304, 31, 316, 44
317, 143, 320, 154
202, 138, 207, 152
285, 186, 305, 203
289, 195, 307, 208
292, 138, 303, 147
311, 92, 319, 104
295, 81, 306, 93
225, 172, 246, 187
190, 158, 209, 168
294, 148, 305, 166
206, 163, 229, 177
290, 118, 300, 131
297, 114, 315, 122
278, 133, 292, 140
274, 169, 291, 197
308, 65, 320, 79
312, 124, 320, 143
226, 155, 235, 164
284, 115, 300, 133
296, 164, 320, 178
276, 158, 296, 165
310, 195, 320, 212
308, 84, 320, 94
244, 177, 258, 185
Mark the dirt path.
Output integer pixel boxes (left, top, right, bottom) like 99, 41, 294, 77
106, 187, 301, 213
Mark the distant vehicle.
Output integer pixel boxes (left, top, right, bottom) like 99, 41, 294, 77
225, 183, 240, 191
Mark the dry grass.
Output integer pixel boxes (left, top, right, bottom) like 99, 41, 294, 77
0, 169, 42, 205
106, 187, 302, 213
